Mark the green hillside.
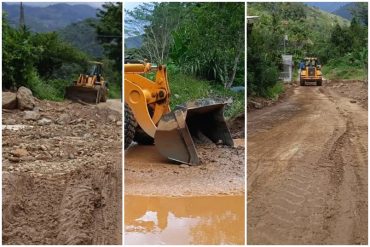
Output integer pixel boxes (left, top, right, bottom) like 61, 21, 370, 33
58, 18, 104, 58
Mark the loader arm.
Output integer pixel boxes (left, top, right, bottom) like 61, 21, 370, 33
124, 63, 171, 138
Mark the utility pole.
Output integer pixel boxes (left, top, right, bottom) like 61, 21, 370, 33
19, 2, 25, 29
283, 34, 288, 54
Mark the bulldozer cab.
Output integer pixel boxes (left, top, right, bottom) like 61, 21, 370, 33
304, 57, 320, 68
87, 63, 102, 77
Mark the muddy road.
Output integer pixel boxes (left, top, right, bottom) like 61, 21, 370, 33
248, 80, 368, 244
2, 99, 122, 244
125, 116, 245, 244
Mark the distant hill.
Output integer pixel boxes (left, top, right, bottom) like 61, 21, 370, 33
125, 36, 143, 49
304, 2, 349, 13
333, 2, 361, 20
2, 3, 98, 32
58, 18, 104, 58
248, 3, 350, 35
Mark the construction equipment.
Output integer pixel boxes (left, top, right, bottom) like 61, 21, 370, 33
299, 57, 322, 86
65, 61, 108, 103
124, 62, 234, 165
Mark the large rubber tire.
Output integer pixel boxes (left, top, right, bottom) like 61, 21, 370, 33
300, 79, 305, 86
124, 104, 137, 149
317, 79, 322, 86
100, 87, 107, 102
95, 85, 101, 104
134, 126, 154, 145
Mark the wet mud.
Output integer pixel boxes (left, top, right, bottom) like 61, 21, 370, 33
125, 139, 245, 196
248, 81, 368, 244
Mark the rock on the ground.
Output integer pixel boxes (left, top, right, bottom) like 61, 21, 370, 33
11, 148, 29, 157
3, 119, 16, 125
56, 113, 70, 125
108, 114, 117, 122
2, 92, 17, 109
17, 86, 35, 110
24, 110, 40, 121
38, 118, 52, 126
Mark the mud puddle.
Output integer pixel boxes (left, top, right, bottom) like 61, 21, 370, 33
125, 195, 245, 245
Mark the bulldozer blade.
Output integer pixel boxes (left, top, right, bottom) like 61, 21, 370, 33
154, 99, 234, 165
65, 86, 99, 104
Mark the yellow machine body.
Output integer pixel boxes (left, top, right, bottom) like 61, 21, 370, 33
125, 63, 171, 138
300, 57, 323, 86
124, 62, 234, 165
66, 61, 108, 103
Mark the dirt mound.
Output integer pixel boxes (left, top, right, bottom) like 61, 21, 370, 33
247, 83, 296, 112
2, 100, 122, 245
325, 79, 368, 109
228, 113, 245, 138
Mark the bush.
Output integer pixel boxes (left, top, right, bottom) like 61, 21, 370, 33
168, 68, 244, 118
28, 71, 64, 101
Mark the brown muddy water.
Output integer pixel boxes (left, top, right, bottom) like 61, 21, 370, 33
125, 195, 245, 245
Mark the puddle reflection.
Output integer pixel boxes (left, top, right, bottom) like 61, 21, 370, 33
125, 195, 245, 245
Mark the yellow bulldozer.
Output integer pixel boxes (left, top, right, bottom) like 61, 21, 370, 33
299, 57, 322, 86
124, 61, 234, 165
65, 61, 108, 103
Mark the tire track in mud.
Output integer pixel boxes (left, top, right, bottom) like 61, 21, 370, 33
320, 89, 368, 244
3, 157, 122, 245
2, 101, 122, 245
248, 84, 367, 244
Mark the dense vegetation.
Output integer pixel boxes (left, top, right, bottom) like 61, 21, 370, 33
2, 3, 122, 100
247, 2, 368, 98
125, 2, 245, 117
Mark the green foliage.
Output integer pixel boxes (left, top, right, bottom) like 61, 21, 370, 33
2, 13, 90, 100
266, 82, 284, 100
126, 2, 245, 88
102, 58, 121, 99
170, 3, 245, 88
167, 66, 244, 118
3, 4, 123, 101
322, 50, 368, 80
95, 3, 122, 71
248, 2, 367, 98
32, 32, 88, 79
2, 17, 38, 89
27, 71, 65, 101
125, 3, 188, 64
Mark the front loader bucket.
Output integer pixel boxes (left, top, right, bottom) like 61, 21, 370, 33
65, 85, 100, 104
154, 99, 234, 165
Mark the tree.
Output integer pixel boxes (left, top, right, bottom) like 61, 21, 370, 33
125, 3, 187, 64
2, 16, 37, 89
32, 32, 88, 79
95, 3, 122, 70
170, 2, 245, 88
